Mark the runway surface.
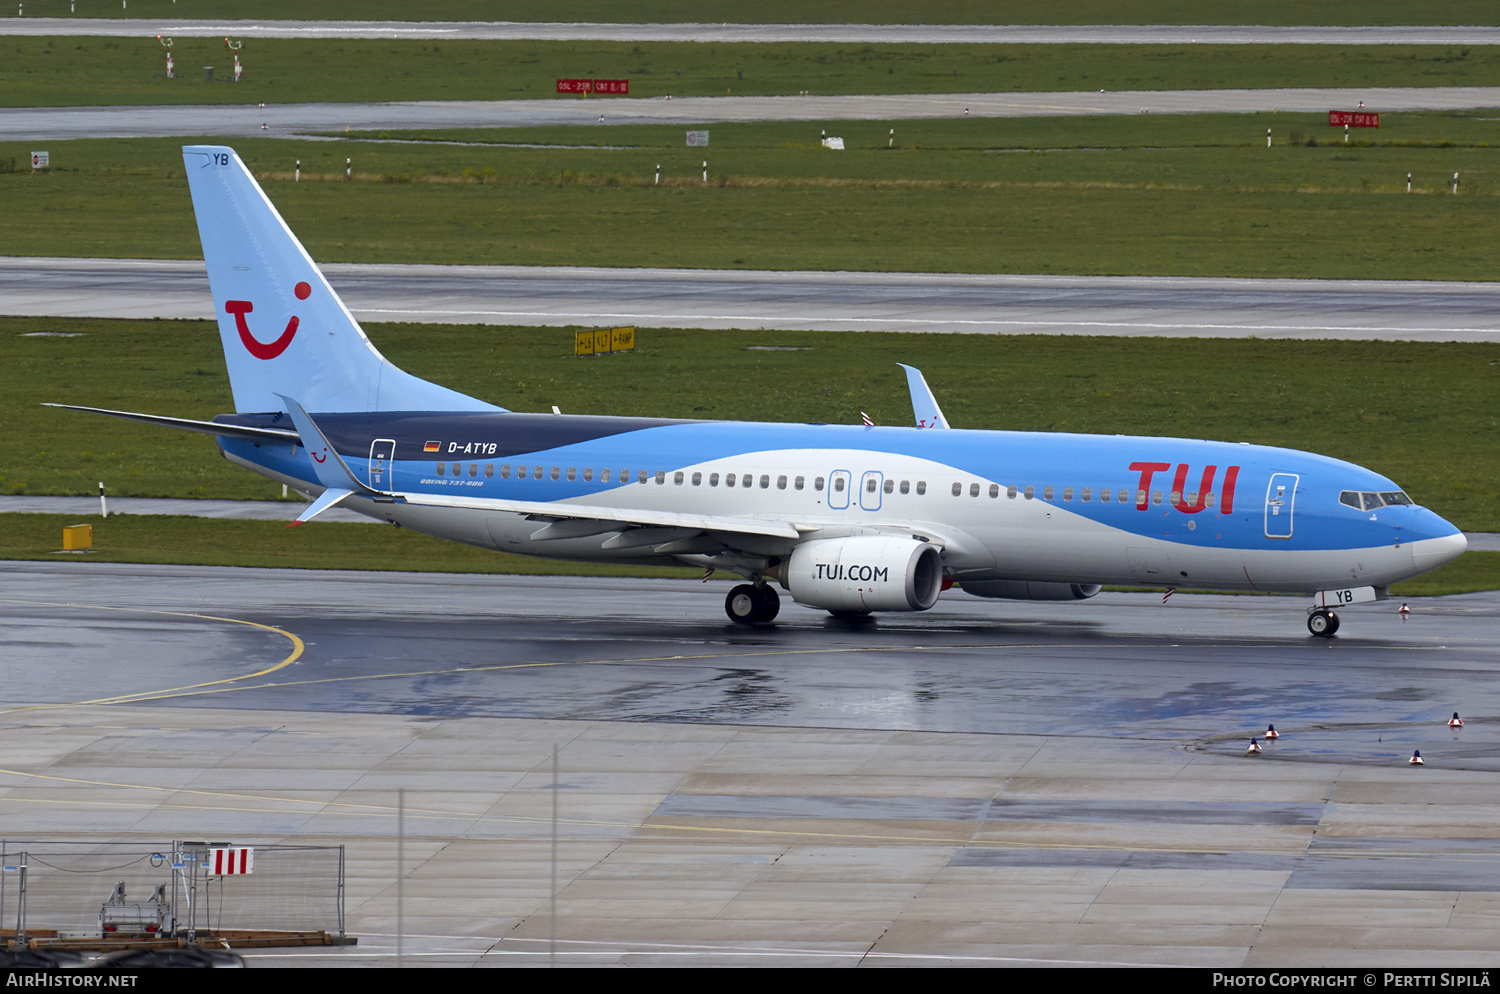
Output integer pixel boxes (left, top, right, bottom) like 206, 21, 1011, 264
1, 561, 1498, 965
7, 256, 1498, 341
5, 19, 1500, 45
8, 86, 1500, 142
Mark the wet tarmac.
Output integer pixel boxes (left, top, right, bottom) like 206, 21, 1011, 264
2, 562, 1498, 965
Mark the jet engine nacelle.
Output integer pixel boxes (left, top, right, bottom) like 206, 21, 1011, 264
962, 580, 1102, 601
785, 536, 944, 612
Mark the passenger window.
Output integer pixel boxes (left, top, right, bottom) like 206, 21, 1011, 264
692, 472, 702, 486
1007, 484, 1017, 499
583, 467, 593, 482
639, 471, 648, 484
760, 474, 770, 489
1063, 487, 1073, 501
1206, 492, 1215, 507
485, 464, 494, 478
1152, 490, 1162, 505
600, 468, 611, 482
916, 481, 926, 495
674, 471, 684, 485
1081, 487, 1090, 502
883, 479, 894, 494
795, 476, 805, 490
1120, 489, 1130, 503
1100, 488, 1110, 503
567, 467, 576, 481
866, 478, 878, 493
1136, 489, 1147, 505
1169, 490, 1181, 506
1024, 485, 1034, 500
778, 475, 788, 490
969, 483, 980, 497
500, 465, 511, 479
833, 477, 845, 493
655, 471, 665, 484
709, 473, 719, 486
726, 474, 737, 488
550, 466, 560, 481
951, 482, 962, 497
899, 480, 909, 495
989, 483, 999, 498
535, 466, 544, 480
436, 462, 446, 476
1044, 486, 1054, 501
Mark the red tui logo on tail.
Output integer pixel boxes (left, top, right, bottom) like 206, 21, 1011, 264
226, 281, 311, 359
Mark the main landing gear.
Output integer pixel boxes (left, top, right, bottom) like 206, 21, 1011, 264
726, 583, 781, 625
1307, 609, 1340, 637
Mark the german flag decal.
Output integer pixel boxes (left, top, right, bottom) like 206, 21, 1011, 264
424, 440, 441, 453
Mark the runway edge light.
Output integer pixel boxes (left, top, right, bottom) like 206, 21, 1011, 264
1410, 750, 1424, 766
1247, 738, 1262, 754
1265, 724, 1279, 739
1449, 713, 1463, 728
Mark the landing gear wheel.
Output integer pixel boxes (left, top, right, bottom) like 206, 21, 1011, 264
726, 584, 779, 625
726, 584, 758, 624
752, 583, 781, 622
1308, 610, 1339, 637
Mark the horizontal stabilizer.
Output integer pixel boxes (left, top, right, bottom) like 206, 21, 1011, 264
45, 403, 300, 443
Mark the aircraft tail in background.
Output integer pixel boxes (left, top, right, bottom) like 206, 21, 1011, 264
181, 145, 502, 415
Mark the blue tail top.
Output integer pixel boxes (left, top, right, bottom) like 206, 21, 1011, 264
182, 145, 502, 415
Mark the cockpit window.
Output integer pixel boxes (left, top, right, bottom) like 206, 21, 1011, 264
1341, 489, 1415, 511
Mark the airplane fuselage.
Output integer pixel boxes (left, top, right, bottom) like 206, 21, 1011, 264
215, 410, 1463, 596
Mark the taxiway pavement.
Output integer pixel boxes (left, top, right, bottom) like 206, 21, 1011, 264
8, 257, 1499, 341
7, 86, 1500, 142
1, 561, 1498, 966
4, 19, 1500, 45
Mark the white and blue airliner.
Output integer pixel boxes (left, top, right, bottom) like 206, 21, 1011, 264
54, 146, 1467, 635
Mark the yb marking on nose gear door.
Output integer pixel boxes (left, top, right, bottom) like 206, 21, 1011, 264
226, 281, 311, 360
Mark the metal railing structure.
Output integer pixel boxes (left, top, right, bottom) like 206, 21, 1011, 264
0, 841, 344, 944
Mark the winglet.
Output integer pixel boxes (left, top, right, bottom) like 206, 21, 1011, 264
898, 364, 950, 429
289, 487, 354, 526
275, 392, 393, 500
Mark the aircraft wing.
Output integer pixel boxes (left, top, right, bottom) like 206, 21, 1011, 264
397, 491, 807, 541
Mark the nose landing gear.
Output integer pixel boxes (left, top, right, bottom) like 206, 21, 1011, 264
1307, 609, 1340, 637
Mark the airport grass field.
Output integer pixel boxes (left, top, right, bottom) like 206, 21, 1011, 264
9, 37, 1500, 107
15, 0, 1500, 26
7, 316, 1498, 529
5, 112, 1500, 280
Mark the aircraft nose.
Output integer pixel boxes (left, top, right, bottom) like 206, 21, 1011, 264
1410, 530, 1467, 574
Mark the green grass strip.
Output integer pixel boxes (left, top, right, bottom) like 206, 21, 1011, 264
8, 38, 1500, 107
5, 117, 1500, 280
16, 0, 1500, 27
8, 317, 1499, 531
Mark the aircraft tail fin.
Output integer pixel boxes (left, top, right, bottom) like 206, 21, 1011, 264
182, 145, 501, 415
